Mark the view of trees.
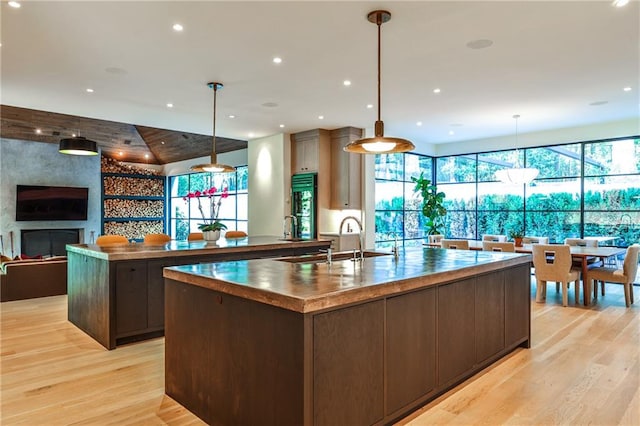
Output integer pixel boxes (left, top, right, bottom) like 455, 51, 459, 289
375, 138, 640, 248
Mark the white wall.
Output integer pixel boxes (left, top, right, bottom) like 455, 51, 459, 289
0, 138, 101, 255
247, 134, 290, 236
162, 149, 248, 176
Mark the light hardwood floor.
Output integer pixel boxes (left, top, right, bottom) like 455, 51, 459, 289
1, 281, 638, 425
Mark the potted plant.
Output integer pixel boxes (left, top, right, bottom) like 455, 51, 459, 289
183, 186, 229, 241
509, 230, 524, 247
411, 172, 447, 236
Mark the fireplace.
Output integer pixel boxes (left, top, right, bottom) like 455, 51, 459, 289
21, 229, 82, 257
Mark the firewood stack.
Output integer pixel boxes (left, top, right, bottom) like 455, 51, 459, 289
103, 221, 164, 240
103, 199, 164, 218
101, 156, 160, 176
103, 176, 164, 197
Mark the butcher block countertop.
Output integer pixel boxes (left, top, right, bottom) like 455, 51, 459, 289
66, 236, 330, 261
164, 247, 532, 313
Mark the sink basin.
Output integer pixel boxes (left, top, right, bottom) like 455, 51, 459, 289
278, 238, 309, 242
277, 251, 390, 264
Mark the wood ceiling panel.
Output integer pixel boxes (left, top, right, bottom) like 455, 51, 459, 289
0, 105, 247, 165
135, 126, 247, 164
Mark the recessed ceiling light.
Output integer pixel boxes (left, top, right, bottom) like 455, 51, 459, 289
86, 88, 94, 93
118, 151, 124, 156
623, 87, 632, 92
449, 130, 455, 135
228, 114, 235, 119
166, 103, 173, 108
343, 80, 351, 86
279, 124, 285, 128
72, 133, 77, 137
35, 128, 42, 134
318, 115, 324, 120
173, 23, 183, 31
273, 57, 282, 64
613, 0, 629, 7
8, 2, 21, 9
466, 39, 493, 50
416, 121, 422, 126
366, 104, 373, 109
433, 88, 441, 94
248, 132, 255, 138
144, 154, 149, 159
161, 141, 165, 145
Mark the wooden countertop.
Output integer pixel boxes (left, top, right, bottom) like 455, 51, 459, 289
66, 236, 330, 261
163, 247, 532, 313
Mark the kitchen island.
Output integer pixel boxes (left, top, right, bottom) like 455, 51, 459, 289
66, 236, 330, 349
163, 247, 532, 426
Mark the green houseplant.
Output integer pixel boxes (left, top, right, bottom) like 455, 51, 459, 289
412, 172, 447, 236
509, 229, 524, 247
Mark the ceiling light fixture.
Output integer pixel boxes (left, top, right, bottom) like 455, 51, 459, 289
190, 82, 235, 173
59, 135, 99, 156
495, 115, 539, 185
8, 1, 20, 8
344, 10, 415, 154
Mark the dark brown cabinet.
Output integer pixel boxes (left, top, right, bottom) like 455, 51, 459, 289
313, 301, 384, 426
386, 287, 436, 415
475, 272, 505, 362
505, 264, 531, 348
329, 127, 362, 210
437, 278, 476, 386
115, 261, 148, 335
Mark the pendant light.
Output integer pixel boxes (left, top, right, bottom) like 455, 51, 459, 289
59, 135, 98, 156
495, 115, 539, 184
190, 82, 235, 173
344, 10, 415, 154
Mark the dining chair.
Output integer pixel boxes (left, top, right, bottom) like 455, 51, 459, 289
428, 234, 444, 244
482, 241, 516, 252
225, 230, 248, 239
482, 234, 507, 242
522, 236, 549, 244
564, 237, 603, 272
187, 232, 204, 241
587, 244, 639, 307
96, 235, 128, 246
532, 244, 581, 307
441, 239, 470, 250
143, 233, 171, 244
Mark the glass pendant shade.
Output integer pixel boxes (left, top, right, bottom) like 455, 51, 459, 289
59, 136, 98, 156
190, 82, 235, 173
344, 10, 415, 155
495, 114, 539, 185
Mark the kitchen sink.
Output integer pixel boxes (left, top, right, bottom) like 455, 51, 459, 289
277, 251, 390, 264
278, 238, 309, 242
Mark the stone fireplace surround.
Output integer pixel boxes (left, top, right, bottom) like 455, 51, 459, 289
20, 229, 82, 257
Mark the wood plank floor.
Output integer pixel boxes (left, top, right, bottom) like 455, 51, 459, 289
1, 282, 638, 425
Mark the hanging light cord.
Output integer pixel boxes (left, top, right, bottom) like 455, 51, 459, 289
376, 13, 382, 124
212, 83, 218, 158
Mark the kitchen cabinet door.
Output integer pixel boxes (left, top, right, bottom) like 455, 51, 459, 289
293, 138, 318, 172
330, 127, 362, 209
475, 272, 505, 362
115, 260, 149, 335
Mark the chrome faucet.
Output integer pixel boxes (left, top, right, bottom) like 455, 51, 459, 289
319, 247, 332, 264
390, 232, 399, 259
283, 215, 298, 239
339, 215, 364, 261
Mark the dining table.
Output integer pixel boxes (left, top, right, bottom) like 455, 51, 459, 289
425, 240, 626, 305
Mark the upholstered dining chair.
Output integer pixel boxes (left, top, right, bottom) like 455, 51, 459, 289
427, 234, 444, 244
587, 244, 639, 308
522, 236, 549, 244
482, 241, 516, 252
225, 230, 248, 239
441, 239, 470, 250
533, 244, 581, 307
96, 235, 128, 246
143, 233, 171, 244
187, 232, 204, 241
564, 237, 603, 274
482, 234, 507, 242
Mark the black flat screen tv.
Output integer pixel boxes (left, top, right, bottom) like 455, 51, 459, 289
16, 185, 89, 221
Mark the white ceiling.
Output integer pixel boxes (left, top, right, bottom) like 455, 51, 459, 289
1, 0, 639, 155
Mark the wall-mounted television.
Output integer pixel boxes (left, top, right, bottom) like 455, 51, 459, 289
16, 185, 89, 221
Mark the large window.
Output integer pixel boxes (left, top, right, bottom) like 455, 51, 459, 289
374, 153, 433, 248
168, 166, 248, 240
375, 137, 640, 247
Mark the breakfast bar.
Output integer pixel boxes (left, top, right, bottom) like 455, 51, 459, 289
66, 236, 330, 349
163, 247, 532, 426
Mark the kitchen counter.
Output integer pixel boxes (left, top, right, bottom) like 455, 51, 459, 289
164, 247, 532, 425
66, 236, 330, 349
164, 246, 530, 313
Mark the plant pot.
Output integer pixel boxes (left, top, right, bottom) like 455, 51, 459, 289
514, 237, 523, 247
203, 230, 221, 242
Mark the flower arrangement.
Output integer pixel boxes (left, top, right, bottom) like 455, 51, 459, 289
183, 186, 229, 232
